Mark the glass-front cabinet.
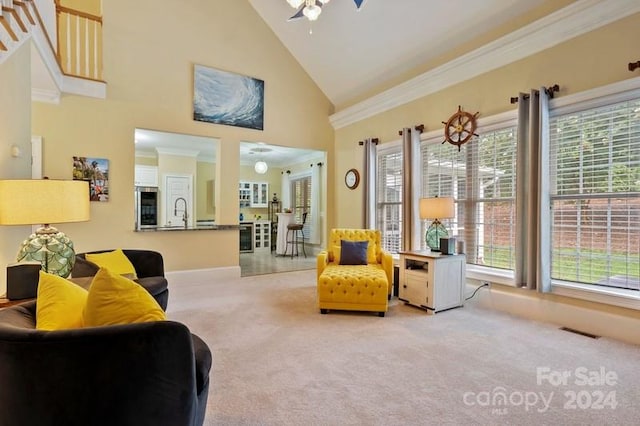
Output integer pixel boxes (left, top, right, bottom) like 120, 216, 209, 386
251, 182, 269, 208
239, 181, 268, 208
239, 182, 251, 208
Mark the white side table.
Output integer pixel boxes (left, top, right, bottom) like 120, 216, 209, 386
398, 250, 466, 314
275, 213, 295, 255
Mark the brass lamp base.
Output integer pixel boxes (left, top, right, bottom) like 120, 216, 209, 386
16, 226, 76, 278
425, 219, 448, 251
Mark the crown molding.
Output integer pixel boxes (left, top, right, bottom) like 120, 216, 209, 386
329, 0, 640, 130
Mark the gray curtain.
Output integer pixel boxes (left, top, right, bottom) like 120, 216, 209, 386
514, 93, 530, 287
362, 138, 377, 229
537, 88, 551, 293
401, 127, 422, 251
515, 88, 551, 292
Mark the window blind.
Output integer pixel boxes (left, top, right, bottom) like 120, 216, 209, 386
549, 98, 640, 289
421, 126, 517, 270
376, 148, 403, 254
292, 176, 312, 238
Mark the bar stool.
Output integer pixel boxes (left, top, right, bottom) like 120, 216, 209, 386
284, 212, 307, 258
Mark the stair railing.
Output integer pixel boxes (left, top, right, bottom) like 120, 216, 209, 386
55, 0, 102, 81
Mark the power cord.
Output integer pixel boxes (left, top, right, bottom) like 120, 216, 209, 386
465, 282, 490, 301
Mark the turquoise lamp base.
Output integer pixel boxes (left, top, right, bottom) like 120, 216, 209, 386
16, 227, 76, 278
425, 219, 448, 251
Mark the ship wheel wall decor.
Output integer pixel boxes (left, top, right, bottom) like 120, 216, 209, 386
441, 105, 479, 151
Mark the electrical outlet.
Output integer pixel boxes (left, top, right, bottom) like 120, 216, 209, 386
482, 281, 491, 288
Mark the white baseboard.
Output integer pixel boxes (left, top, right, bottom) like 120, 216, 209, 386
166, 266, 241, 286
467, 283, 640, 346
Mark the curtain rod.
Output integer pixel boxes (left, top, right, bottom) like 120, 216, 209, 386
398, 124, 424, 136
358, 138, 379, 146
510, 84, 560, 104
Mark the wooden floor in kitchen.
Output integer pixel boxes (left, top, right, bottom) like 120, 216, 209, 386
239, 245, 321, 277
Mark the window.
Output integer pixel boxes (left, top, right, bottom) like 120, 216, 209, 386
550, 98, 640, 290
421, 126, 517, 271
291, 176, 311, 238
376, 146, 402, 253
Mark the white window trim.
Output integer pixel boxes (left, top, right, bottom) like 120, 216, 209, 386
547, 75, 640, 309
421, 109, 519, 283
552, 280, 640, 310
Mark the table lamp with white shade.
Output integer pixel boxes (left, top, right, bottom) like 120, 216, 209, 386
0, 179, 90, 278
419, 196, 455, 251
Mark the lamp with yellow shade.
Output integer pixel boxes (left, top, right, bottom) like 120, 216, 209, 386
0, 179, 90, 278
419, 196, 455, 252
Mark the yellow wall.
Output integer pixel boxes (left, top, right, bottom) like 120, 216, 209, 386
334, 12, 640, 228
196, 161, 215, 221
0, 44, 33, 294
331, 12, 640, 338
30, 0, 335, 274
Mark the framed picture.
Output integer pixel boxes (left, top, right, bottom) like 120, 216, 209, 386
72, 156, 109, 202
193, 64, 264, 130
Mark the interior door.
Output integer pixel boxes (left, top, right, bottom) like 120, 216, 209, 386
164, 175, 193, 227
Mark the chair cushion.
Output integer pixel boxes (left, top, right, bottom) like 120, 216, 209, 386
36, 271, 88, 331
83, 268, 166, 327
85, 249, 138, 278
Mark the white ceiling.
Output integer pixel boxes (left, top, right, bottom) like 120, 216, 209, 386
248, 0, 549, 107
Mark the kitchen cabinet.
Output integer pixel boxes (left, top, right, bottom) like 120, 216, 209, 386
239, 182, 251, 208
398, 251, 466, 314
134, 165, 158, 187
254, 220, 271, 252
239, 181, 268, 208
251, 182, 269, 207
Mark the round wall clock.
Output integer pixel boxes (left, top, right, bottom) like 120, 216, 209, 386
345, 168, 360, 190
442, 105, 480, 152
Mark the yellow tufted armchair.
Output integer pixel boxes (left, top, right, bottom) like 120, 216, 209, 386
317, 229, 393, 317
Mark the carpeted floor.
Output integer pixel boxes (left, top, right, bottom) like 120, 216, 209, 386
167, 269, 640, 425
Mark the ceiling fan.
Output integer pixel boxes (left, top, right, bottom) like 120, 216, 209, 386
287, 0, 367, 22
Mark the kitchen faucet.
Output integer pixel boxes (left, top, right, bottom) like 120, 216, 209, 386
174, 197, 188, 227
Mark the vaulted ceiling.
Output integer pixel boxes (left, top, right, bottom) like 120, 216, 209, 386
248, 0, 566, 108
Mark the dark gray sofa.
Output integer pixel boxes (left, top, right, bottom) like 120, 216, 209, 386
0, 301, 211, 426
0, 251, 212, 426
73, 249, 169, 310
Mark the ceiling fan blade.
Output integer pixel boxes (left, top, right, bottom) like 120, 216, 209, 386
353, 0, 367, 10
287, 6, 305, 21
287, 2, 325, 21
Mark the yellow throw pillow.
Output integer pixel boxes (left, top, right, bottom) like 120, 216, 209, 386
36, 271, 88, 331
86, 249, 137, 278
83, 267, 165, 327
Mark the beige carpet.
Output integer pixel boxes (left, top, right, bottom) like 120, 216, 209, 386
167, 270, 640, 425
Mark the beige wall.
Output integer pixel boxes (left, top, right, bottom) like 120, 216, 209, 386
332, 13, 640, 334
0, 44, 33, 294
196, 161, 215, 221
29, 0, 335, 274
334, 13, 640, 228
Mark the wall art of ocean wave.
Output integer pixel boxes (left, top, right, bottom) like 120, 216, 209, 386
193, 65, 264, 130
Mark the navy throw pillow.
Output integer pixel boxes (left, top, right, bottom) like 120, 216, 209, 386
339, 240, 369, 265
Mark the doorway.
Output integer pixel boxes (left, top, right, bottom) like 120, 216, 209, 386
163, 175, 193, 227
239, 141, 326, 276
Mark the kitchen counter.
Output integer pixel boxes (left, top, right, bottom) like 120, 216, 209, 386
135, 224, 239, 232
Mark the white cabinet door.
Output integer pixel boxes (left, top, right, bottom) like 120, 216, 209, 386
135, 165, 158, 187
251, 182, 268, 207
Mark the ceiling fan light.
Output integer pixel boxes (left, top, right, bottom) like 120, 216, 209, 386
286, 0, 305, 8
254, 161, 268, 174
303, 4, 322, 21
